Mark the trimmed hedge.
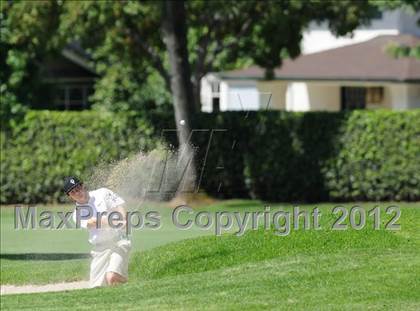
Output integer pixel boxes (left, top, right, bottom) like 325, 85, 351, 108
192, 110, 420, 202
0, 110, 164, 203
324, 110, 420, 201
1, 109, 419, 203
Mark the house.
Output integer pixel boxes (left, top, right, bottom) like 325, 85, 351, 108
201, 10, 420, 112
33, 43, 97, 110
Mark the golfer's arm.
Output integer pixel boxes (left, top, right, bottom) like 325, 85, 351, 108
86, 217, 97, 229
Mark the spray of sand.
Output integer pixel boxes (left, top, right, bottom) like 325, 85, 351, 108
87, 144, 196, 205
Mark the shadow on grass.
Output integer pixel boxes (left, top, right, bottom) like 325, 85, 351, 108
213, 200, 262, 209
0, 253, 90, 261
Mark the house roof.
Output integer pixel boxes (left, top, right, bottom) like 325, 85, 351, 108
41, 42, 98, 82
217, 35, 420, 82
62, 42, 96, 74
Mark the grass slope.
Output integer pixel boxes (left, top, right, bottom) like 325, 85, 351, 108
2, 249, 419, 310
1, 204, 420, 310
1, 202, 419, 310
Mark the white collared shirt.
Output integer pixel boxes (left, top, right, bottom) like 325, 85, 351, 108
72, 187, 125, 245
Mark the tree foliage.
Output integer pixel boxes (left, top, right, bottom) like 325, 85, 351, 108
2, 0, 385, 117
1, 0, 62, 128
387, 41, 420, 59
377, 0, 420, 59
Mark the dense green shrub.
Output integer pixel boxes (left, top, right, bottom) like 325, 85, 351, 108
192, 112, 251, 198
192, 111, 345, 202
0, 110, 161, 203
192, 110, 419, 202
1, 109, 419, 203
243, 112, 346, 202
323, 110, 420, 201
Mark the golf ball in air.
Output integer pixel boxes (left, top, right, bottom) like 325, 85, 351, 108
180, 120, 185, 125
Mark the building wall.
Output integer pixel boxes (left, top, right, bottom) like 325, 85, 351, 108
202, 78, 420, 112
265, 81, 419, 111
389, 83, 420, 109
256, 80, 287, 109
406, 84, 420, 108
306, 83, 341, 111
285, 82, 340, 111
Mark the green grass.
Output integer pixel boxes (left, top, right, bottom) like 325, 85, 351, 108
1, 201, 226, 285
1, 201, 420, 310
1, 256, 89, 285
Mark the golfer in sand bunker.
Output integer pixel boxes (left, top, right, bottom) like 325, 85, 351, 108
64, 176, 131, 287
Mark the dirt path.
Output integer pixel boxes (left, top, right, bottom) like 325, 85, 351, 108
1, 281, 90, 295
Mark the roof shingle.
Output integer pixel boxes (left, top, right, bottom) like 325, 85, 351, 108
219, 35, 420, 82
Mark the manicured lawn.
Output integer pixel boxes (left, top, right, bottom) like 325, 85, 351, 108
3, 249, 419, 310
1, 201, 225, 285
1, 201, 419, 310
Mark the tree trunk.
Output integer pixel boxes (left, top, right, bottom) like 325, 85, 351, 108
161, 0, 197, 193
191, 75, 201, 112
